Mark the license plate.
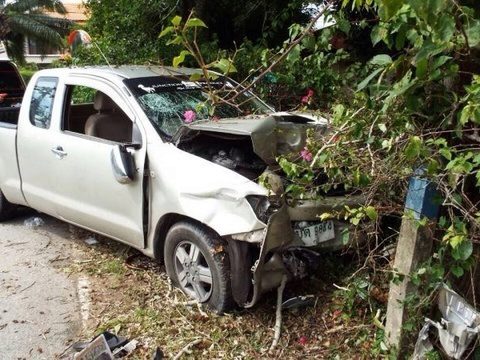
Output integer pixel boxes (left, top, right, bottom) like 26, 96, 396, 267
294, 221, 335, 246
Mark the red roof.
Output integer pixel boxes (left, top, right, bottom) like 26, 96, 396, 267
44, 2, 88, 23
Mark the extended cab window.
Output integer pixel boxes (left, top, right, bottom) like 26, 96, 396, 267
29, 77, 58, 129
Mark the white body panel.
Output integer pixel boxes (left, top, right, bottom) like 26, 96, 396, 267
0, 126, 25, 205
1, 66, 269, 256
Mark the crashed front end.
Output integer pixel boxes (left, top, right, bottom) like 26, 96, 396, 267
224, 186, 364, 308
176, 112, 364, 307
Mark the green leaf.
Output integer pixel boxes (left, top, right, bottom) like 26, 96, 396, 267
159, 26, 173, 38
341, 229, 350, 245
365, 206, 378, 220
427, 159, 439, 175
211, 58, 237, 74
409, 0, 447, 24
370, 54, 392, 66
415, 58, 428, 79
378, 123, 387, 133
377, 0, 404, 20
452, 240, 473, 261
434, 14, 455, 43
439, 147, 452, 160
451, 265, 464, 278
189, 72, 203, 81
171, 15, 182, 26
357, 68, 383, 91
286, 44, 301, 62
172, 50, 191, 67
404, 136, 422, 160
185, 18, 207, 28
371, 24, 388, 46
167, 35, 183, 45
466, 21, 480, 47
319, 212, 334, 221
432, 55, 451, 70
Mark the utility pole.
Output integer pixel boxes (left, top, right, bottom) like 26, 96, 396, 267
385, 173, 440, 353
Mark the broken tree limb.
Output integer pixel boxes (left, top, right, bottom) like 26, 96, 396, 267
269, 274, 288, 352
173, 338, 202, 360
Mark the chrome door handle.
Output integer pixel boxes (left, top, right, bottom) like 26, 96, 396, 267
51, 146, 67, 159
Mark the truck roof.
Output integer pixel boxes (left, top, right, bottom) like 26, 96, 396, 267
36, 65, 203, 81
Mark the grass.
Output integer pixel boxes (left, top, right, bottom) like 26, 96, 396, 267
67, 233, 390, 359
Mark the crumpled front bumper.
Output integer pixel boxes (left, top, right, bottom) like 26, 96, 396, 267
241, 194, 365, 308
243, 203, 293, 308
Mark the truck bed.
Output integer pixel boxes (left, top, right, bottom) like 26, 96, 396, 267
0, 107, 20, 128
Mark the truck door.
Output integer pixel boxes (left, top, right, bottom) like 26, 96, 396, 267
18, 76, 147, 249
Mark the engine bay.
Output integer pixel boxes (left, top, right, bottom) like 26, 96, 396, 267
177, 132, 267, 180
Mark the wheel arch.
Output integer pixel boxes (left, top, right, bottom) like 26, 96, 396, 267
153, 213, 219, 261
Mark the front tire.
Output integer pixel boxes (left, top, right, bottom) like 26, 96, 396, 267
164, 221, 233, 313
0, 190, 15, 221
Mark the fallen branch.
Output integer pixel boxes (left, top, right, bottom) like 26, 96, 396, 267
173, 338, 202, 360
269, 274, 288, 352
19, 281, 36, 293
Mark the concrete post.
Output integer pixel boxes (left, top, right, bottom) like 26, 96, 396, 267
385, 174, 440, 352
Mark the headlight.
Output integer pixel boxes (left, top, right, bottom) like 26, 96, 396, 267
276, 126, 305, 154
246, 195, 277, 223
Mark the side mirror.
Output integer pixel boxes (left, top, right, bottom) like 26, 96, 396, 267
111, 144, 136, 184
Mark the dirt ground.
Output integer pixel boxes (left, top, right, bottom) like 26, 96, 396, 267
1, 212, 386, 359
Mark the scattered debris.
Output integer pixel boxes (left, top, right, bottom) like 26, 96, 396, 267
18, 281, 36, 293
413, 285, 480, 359
73, 331, 134, 359
74, 334, 113, 360
412, 322, 434, 360
23, 216, 44, 228
4, 241, 28, 247
282, 295, 315, 310
172, 338, 202, 360
84, 237, 99, 245
112, 339, 139, 358
152, 347, 165, 360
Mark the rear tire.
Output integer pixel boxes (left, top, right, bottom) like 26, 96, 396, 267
164, 221, 234, 313
0, 190, 15, 222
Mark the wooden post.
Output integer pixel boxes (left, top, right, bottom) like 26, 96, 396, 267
385, 174, 440, 352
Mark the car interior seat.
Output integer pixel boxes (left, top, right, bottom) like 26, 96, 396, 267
84, 91, 132, 143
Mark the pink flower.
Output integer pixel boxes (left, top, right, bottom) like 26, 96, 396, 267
301, 88, 315, 104
300, 147, 313, 162
298, 336, 308, 345
183, 110, 196, 123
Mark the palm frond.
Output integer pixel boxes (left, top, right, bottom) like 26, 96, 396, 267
4, 32, 26, 63
7, 0, 67, 15
7, 13, 64, 46
27, 13, 72, 34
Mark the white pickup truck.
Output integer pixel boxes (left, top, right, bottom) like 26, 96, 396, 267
0, 64, 363, 312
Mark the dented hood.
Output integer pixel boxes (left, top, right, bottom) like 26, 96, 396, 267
175, 113, 328, 164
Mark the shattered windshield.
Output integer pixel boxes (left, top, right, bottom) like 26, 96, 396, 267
124, 76, 272, 138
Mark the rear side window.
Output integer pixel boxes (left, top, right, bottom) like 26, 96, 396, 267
29, 77, 58, 129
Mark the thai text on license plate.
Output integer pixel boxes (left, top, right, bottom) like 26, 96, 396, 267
294, 221, 335, 246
